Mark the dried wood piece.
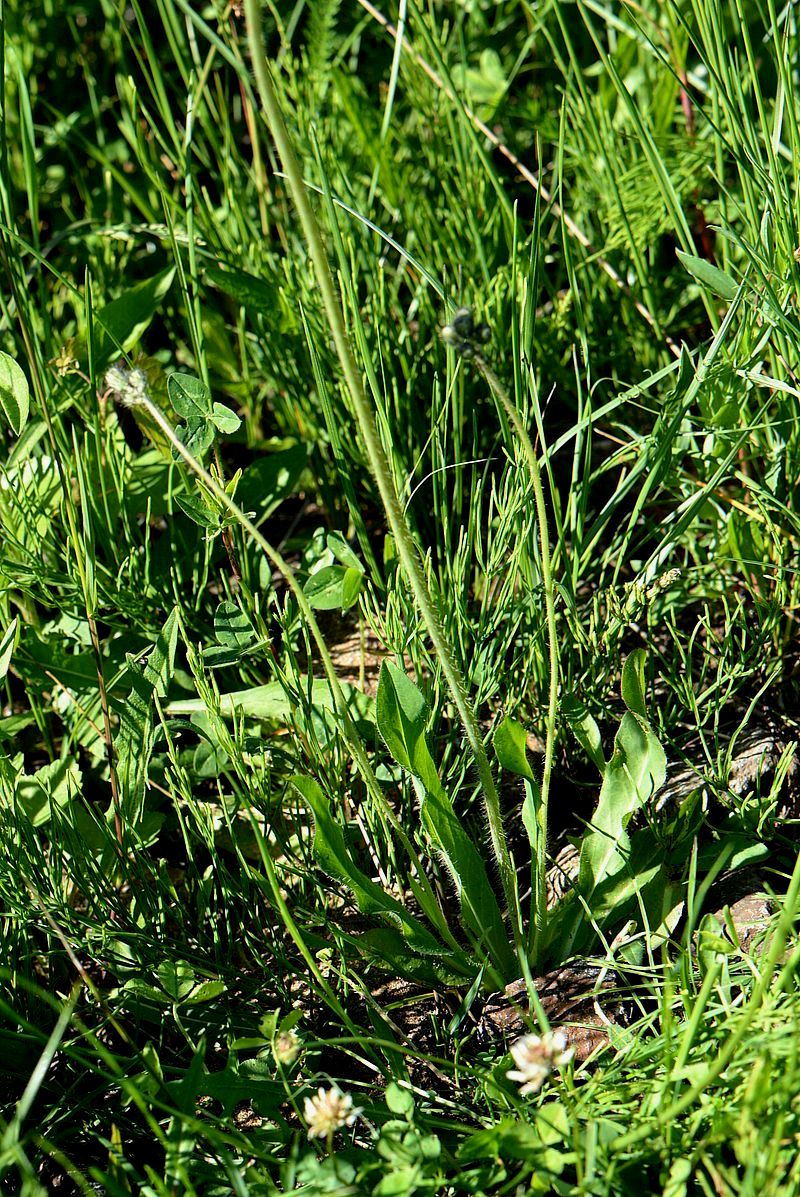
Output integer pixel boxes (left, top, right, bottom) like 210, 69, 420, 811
478, 964, 624, 1063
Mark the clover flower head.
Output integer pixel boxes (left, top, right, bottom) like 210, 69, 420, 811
273, 1028, 302, 1066
303, 1086, 361, 1140
506, 1030, 574, 1096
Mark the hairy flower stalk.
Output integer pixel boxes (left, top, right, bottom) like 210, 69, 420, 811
243, 0, 523, 957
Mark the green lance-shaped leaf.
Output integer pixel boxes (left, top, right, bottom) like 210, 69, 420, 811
114, 607, 179, 822
676, 250, 738, 302
577, 711, 666, 895
204, 262, 276, 313
620, 646, 648, 720
0, 618, 17, 681
377, 662, 516, 977
578, 652, 665, 893
166, 676, 374, 731
561, 694, 605, 772
494, 716, 542, 907
550, 651, 667, 958
494, 717, 536, 782
376, 661, 441, 792
292, 774, 456, 962
0, 352, 30, 435
94, 266, 176, 370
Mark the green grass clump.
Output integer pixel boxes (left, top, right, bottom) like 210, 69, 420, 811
1, 0, 800, 1192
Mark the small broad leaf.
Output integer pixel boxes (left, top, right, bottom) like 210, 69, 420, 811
174, 491, 221, 529
676, 250, 738, 302
341, 566, 363, 608
0, 713, 35, 742
158, 959, 197, 1001
374, 1168, 424, 1197
15, 758, 82, 827
327, 532, 363, 572
0, 352, 29, 435
167, 372, 212, 418
727, 839, 769, 871
174, 415, 215, 460
214, 601, 255, 650
494, 717, 535, 782
210, 401, 241, 434
385, 1081, 415, 1117
183, 979, 226, 1004
304, 564, 362, 610
458, 1118, 541, 1163
192, 739, 229, 777
207, 1057, 285, 1121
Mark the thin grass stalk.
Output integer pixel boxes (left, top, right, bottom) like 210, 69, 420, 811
356, 0, 680, 358
611, 841, 800, 1153
473, 354, 559, 960
242, 0, 523, 952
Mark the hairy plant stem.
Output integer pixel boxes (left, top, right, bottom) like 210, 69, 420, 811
243, 0, 523, 953
474, 354, 559, 962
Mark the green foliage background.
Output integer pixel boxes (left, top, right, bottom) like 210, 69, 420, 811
1, 0, 800, 1192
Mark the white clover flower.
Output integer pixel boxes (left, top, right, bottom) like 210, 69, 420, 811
273, 1029, 301, 1066
303, 1086, 361, 1140
506, 1030, 574, 1096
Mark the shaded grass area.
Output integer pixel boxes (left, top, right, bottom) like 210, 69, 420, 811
2, 0, 800, 1192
